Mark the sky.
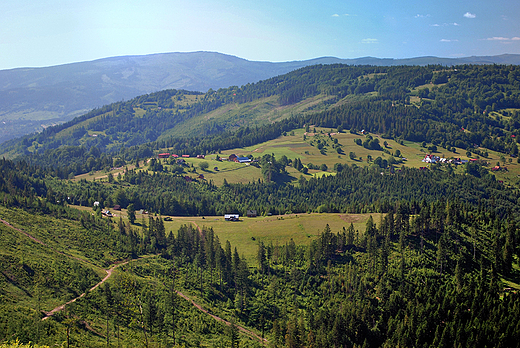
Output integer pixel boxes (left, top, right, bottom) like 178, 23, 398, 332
1, 0, 519, 70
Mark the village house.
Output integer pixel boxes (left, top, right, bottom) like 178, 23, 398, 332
247, 210, 257, 217
224, 214, 240, 221
158, 153, 170, 159
235, 156, 251, 163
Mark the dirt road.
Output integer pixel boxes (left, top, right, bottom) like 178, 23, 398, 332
2, 216, 267, 342
175, 290, 267, 343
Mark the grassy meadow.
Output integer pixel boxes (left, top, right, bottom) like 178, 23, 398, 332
72, 123, 520, 189
70, 205, 373, 264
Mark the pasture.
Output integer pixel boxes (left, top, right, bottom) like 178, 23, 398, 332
162, 212, 374, 263
73, 124, 520, 187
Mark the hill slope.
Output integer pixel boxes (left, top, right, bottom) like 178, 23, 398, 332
2, 52, 520, 144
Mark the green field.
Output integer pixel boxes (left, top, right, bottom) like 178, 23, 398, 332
163, 212, 373, 263
70, 205, 373, 264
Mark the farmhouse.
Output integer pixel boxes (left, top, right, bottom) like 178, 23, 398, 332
158, 153, 170, 159
224, 214, 239, 221
196, 155, 205, 159
228, 154, 237, 161
236, 157, 251, 163
102, 210, 113, 217
247, 210, 257, 217
422, 154, 441, 163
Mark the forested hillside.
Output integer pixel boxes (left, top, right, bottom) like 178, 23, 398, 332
2, 152, 520, 346
4, 64, 520, 176
2, 63, 520, 347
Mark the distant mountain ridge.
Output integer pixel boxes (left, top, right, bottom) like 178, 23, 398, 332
1, 51, 520, 144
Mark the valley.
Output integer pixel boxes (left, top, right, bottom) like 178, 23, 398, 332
1, 63, 520, 347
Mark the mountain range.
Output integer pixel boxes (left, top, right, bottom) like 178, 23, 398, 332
1, 51, 520, 144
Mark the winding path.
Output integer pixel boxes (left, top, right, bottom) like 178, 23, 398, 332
175, 290, 267, 343
2, 216, 266, 342
0, 217, 126, 320
42, 262, 129, 320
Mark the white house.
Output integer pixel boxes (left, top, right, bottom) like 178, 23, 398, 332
224, 214, 240, 221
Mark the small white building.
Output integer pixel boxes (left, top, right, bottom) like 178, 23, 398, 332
224, 214, 240, 221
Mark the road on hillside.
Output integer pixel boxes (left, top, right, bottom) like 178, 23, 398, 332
2, 216, 267, 343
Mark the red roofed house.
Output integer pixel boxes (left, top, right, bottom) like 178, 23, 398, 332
158, 153, 170, 159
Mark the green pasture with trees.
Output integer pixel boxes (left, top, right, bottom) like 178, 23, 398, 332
2, 63, 520, 346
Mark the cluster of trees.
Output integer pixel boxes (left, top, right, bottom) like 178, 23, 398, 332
41, 156, 518, 219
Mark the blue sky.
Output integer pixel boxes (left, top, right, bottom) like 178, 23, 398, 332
1, 0, 519, 70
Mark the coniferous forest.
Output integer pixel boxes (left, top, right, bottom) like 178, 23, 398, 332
1, 63, 520, 347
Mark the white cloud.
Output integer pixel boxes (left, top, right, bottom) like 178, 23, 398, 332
485, 37, 509, 41
415, 14, 430, 18
485, 37, 520, 41
431, 23, 459, 27
332, 14, 339, 17
361, 38, 378, 44
440, 39, 459, 42
483, 37, 520, 43
463, 12, 476, 19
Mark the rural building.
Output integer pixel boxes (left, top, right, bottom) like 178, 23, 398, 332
172, 154, 179, 158
198, 174, 205, 180
236, 157, 251, 163
182, 154, 190, 158
247, 210, 257, 217
197, 155, 205, 159
224, 214, 239, 221
113, 205, 121, 211
228, 154, 237, 161
158, 153, 170, 159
